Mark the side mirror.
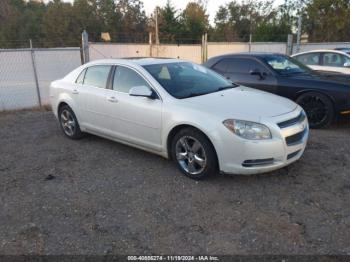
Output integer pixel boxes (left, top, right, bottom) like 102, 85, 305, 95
129, 85, 155, 99
344, 62, 350, 68
250, 69, 266, 80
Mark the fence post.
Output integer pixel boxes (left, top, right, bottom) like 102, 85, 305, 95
249, 34, 252, 52
204, 33, 208, 62
286, 34, 293, 55
149, 32, 153, 57
82, 30, 89, 63
201, 33, 208, 63
29, 39, 42, 107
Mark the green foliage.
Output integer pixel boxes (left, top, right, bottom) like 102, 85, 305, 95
0, 0, 47, 47
304, 0, 350, 42
42, 0, 78, 46
212, 0, 279, 41
254, 21, 292, 42
0, 0, 148, 47
158, 0, 181, 43
115, 0, 148, 42
0, 0, 350, 48
178, 1, 209, 43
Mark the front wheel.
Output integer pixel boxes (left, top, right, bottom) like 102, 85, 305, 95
171, 128, 218, 180
296, 92, 335, 129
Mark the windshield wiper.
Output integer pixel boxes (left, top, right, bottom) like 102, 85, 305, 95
181, 84, 238, 99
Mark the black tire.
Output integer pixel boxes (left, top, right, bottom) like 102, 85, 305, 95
296, 92, 335, 129
58, 105, 83, 139
171, 127, 218, 180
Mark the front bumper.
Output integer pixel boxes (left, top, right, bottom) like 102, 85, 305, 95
210, 108, 309, 175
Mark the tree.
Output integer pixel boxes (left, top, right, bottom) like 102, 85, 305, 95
115, 0, 148, 42
41, 0, 78, 46
304, 0, 350, 42
179, 1, 209, 43
72, 0, 103, 41
157, 0, 180, 43
96, 0, 119, 38
0, 0, 46, 48
213, 0, 275, 41
254, 21, 292, 42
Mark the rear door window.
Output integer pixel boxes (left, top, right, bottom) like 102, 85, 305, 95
323, 53, 345, 67
75, 69, 86, 84
294, 53, 320, 65
212, 59, 229, 73
83, 65, 112, 88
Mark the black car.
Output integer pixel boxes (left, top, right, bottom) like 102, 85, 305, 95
203, 52, 350, 128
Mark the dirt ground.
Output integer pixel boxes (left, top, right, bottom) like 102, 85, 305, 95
0, 110, 349, 255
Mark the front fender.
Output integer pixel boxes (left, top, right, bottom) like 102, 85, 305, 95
161, 108, 221, 158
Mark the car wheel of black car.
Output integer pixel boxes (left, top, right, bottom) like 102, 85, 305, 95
171, 127, 218, 180
296, 92, 335, 129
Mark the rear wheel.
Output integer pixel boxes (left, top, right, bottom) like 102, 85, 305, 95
58, 105, 83, 139
296, 92, 335, 129
171, 128, 218, 180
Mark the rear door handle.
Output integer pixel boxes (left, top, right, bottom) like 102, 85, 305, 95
72, 89, 79, 94
107, 96, 118, 103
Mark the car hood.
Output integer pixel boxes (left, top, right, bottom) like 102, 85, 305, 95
180, 86, 297, 122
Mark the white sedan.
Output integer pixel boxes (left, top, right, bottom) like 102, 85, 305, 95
292, 49, 350, 74
50, 59, 309, 179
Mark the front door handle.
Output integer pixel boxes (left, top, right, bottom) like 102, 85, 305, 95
107, 96, 118, 103
72, 89, 79, 94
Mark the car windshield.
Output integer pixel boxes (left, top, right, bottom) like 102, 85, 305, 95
264, 55, 313, 75
143, 62, 236, 99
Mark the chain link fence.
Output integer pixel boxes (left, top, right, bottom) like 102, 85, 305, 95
0, 47, 82, 111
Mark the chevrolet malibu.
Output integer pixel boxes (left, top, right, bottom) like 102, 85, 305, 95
50, 58, 309, 179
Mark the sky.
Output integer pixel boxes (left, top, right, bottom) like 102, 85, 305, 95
56, 0, 285, 24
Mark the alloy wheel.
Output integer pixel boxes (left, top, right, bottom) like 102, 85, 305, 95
175, 136, 207, 175
60, 109, 76, 137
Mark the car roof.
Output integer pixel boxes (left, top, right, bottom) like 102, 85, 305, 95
208, 52, 285, 59
84, 58, 188, 67
292, 49, 350, 57
334, 47, 350, 50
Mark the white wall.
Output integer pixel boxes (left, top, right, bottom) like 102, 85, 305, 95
89, 43, 151, 60
208, 43, 249, 58
89, 41, 350, 64
152, 44, 202, 63
89, 43, 202, 63
293, 42, 350, 54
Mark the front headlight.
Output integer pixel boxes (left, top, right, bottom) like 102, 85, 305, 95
223, 119, 272, 140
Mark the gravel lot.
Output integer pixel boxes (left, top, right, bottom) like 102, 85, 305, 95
0, 110, 350, 255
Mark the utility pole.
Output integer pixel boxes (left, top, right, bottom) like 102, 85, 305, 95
296, 0, 307, 53
155, 7, 160, 45
296, 15, 302, 53
82, 30, 89, 63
